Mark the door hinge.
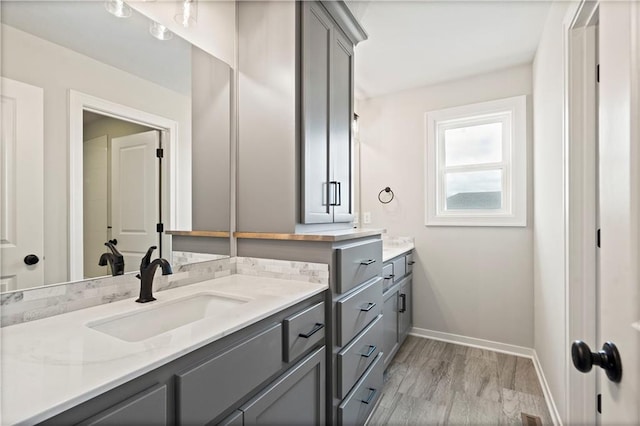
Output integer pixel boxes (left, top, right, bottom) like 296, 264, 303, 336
157, 223, 164, 233
156, 148, 164, 158
596, 64, 600, 83
597, 393, 602, 413
597, 229, 601, 248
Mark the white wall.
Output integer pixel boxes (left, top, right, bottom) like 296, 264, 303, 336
358, 64, 534, 348
532, 2, 572, 421
2, 24, 191, 285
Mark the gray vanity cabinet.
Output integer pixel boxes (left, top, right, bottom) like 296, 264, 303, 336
39, 293, 326, 426
302, 1, 355, 224
381, 251, 414, 370
240, 347, 326, 425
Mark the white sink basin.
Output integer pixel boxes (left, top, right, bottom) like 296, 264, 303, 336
87, 293, 249, 342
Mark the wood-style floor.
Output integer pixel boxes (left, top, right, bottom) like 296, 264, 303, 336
368, 336, 553, 425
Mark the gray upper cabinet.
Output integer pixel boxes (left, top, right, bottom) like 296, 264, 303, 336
302, 2, 355, 224
238, 1, 366, 232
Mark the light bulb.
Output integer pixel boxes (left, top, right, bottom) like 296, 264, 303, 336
149, 21, 173, 41
105, 0, 131, 18
175, 0, 197, 28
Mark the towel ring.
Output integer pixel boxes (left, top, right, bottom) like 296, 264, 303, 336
378, 187, 394, 204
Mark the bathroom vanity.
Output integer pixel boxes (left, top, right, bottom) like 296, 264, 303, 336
1, 274, 327, 425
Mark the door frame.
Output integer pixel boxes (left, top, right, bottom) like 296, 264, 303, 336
69, 90, 178, 281
564, 1, 599, 424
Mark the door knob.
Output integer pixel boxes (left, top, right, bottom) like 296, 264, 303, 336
24, 254, 40, 266
571, 340, 622, 383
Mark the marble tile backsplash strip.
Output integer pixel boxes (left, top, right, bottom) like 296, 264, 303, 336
0, 258, 233, 327
234, 257, 329, 285
382, 235, 415, 247
172, 251, 230, 268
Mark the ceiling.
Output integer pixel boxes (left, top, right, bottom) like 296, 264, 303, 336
348, 1, 552, 99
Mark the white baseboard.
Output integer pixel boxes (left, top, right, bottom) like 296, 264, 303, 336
531, 351, 563, 426
410, 327, 534, 357
410, 327, 562, 426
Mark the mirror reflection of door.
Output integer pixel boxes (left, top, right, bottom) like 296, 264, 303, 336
82, 111, 159, 279
0, 77, 44, 291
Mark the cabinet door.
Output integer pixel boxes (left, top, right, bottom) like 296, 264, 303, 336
399, 277, 412, 344
241, 347, 326, 425
78, 385, 167, 426
330, 27, 354, 223
382, 289, 399, 369
301, 2, 333, 224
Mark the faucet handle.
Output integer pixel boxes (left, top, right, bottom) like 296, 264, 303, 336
104, 241, 123, 258
140, 246, 158, 269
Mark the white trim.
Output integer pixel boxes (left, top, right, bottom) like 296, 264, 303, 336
532, 351, 564, 426
410, 327, 534, 357
425, 95, 527, 227
410, 327, 562, 426
563, 1, 599, 424
68, 90, 178, 281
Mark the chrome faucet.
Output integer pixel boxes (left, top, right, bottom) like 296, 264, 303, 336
136, 246, 172, 303
98, 241, 125, 276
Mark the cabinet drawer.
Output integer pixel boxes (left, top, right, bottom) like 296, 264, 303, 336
336, 277, 383, 346
382, 263, 394, 293
338, 352, 384, 426
176, 324, 283, 425
392, 257, 406, 282
406, 252, 415, 274
79, 384, 167, 426
336, 240, 382, 293
283, 302, 325, 362
337, 314, 382, 398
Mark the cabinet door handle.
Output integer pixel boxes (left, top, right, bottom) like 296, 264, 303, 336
299, 323, 325, 338
384, 274, 395, 280
361, 388, 378, 405
407, 261, 415, 265
360, 345, 377, 358
360, 259, 376, 266
329, 181, 341, 206
399, 294, 407, 313
360, 302, 377, 312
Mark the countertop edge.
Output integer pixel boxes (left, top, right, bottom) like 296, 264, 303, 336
234, 228, 385, 242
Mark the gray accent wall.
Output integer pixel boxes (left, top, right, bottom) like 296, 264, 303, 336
191, 45, 231, 231
237, 1, 299, 233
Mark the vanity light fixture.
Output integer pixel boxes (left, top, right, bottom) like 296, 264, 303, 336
104, 0, 131, 18
175, 0, 198, 28
149, 21, 173, 41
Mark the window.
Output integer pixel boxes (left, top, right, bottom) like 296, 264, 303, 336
425, 95, 527, 226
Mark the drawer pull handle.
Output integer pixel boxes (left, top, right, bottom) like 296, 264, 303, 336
299, 323, 325, 338
384, 274, 395, 280
360, 259, 376, 266
399, 294, 407, 313
407, 261, 416, 265
360, 302, 377, 312
360, 345, 377, 358
361, 388, 378, 405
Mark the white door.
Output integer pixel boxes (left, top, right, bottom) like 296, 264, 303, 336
111, 130, 160, 274
0, 77, 44, 291
594, 2, 639, 423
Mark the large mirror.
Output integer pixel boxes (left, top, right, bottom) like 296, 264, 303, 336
1, 1, 231, 291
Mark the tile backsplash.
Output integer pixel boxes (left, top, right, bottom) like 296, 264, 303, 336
1, 257, 327, 327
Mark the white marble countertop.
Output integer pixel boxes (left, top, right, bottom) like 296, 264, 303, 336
382, 242, 415, 263
0, 275, 327, 425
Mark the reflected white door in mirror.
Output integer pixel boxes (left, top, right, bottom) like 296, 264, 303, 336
70, 91, 178, 283
0, 77, 44, 291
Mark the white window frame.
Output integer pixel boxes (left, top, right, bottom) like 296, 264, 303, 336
425, 95, 527, 227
